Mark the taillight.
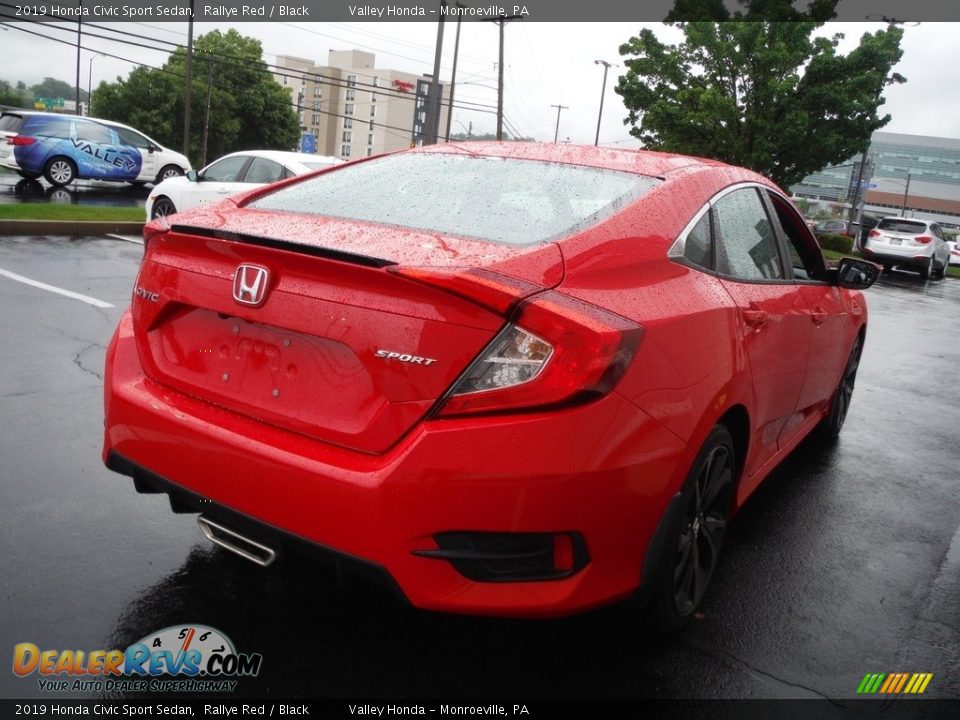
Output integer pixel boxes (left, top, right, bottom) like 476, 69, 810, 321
387, 266, 541, 315
868, 229, 881, 237
8, 136, 35, 146
915, 235, 933, 244
436, 291, 644, 417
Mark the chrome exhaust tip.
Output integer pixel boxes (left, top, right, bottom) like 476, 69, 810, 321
197, 516, 277, 567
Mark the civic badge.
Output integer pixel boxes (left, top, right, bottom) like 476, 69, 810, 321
233, 264, 270, 307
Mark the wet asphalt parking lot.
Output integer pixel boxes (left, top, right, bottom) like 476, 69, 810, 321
0, 169, 149, 207
0, 234, 958, 702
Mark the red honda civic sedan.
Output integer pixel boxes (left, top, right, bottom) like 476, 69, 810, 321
103, 143, 878, 626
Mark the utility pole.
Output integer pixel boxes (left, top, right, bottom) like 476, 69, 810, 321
201, 58, 214, 167
424, 0, 446, 145
485, 14, 522, 141
593, 60, 617, 146
183, 1, 195, 159
551, 104, 568, 143
444, 2, 464, 142
75, 0, 82, 111
900, 173, 912, 215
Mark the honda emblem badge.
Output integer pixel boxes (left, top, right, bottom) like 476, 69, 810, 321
233, 264, 270, 306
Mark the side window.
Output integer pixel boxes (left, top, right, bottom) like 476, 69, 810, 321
714, 188, 784, 281
77, 121, 114, 144
765, 191, 827, 281
115, 128, 151, 149
683, 212, 713, 270
243, 158, 284, 184
202, 156, 249, 182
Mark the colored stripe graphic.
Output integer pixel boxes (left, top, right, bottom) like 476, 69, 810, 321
857, 672, 932, 694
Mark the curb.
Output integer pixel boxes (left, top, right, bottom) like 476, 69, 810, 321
0, 220, 144, 237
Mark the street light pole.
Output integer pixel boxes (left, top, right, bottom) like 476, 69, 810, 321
593, 60, 617, 147
87, 54, 101, 115
551, 104, 568, 143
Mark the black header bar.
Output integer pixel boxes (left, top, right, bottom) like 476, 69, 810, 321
1, 0, 958, 23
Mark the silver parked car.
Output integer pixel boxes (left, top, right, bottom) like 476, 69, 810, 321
862, 216, 951, 279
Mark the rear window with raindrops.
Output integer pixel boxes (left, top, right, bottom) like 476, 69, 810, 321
248, 153, 660, 246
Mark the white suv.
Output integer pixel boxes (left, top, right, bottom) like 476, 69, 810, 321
862, 216, 951, 279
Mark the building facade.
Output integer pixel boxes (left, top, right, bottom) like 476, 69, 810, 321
790, 131, 960, 229
273, 50, 448, 160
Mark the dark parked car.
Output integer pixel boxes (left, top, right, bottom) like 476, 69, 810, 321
813, 219, 856, 238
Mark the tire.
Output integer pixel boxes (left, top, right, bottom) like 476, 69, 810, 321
150, 196, 177, 220
919, 256, 933, 280
155, 165, 183, 184
935, 258, 948, 279
647, 425, 736, 632
16, 170, 40, 181
44, 157, 76, 186
818, 333, 864, 440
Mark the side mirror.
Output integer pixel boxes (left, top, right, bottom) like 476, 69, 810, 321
833, 257, 880, 290
186, 170, 199, 182
147, 144, 157, 154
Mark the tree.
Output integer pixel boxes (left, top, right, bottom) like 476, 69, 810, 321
30, 77, 86, 102
0, 79, 33, 108
615, 21, 905, 188
92, 29, 299, 166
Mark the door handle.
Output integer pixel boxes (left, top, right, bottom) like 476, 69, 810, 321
742, 309, 768, 327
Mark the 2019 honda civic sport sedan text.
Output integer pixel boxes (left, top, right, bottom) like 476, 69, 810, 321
102, 143, 878, 627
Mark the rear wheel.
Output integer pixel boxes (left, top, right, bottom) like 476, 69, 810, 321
44, 157, 76, 186
919, 256, 933, 280
16, 170, 40, 180
155, 165, 183, 184
647, 425, 736, 632
818, 333, 863, 440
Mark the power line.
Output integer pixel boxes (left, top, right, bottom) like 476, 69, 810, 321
0, 18, 482, 146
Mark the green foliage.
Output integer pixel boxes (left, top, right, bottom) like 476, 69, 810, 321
30, 77, 86, 102
665, 0, 840, 22
615, 21, 905, 188
816, 233, 854, 254
92, 29, 300, 167
0, 79, 33, 108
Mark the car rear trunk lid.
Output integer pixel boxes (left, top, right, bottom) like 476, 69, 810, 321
131, 212, 563, 454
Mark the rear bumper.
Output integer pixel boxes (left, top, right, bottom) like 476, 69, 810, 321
862, 245, 933, 268
103, 310, 689, 617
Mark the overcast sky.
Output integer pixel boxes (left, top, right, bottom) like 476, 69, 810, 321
1, 20, 958, 145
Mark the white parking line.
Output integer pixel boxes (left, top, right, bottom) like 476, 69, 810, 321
0, 267, 114, 308
105, 234, 144, 245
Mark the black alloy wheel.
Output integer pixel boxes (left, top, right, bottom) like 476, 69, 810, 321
819, 333, 863, 440
649, 425, 736, 631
